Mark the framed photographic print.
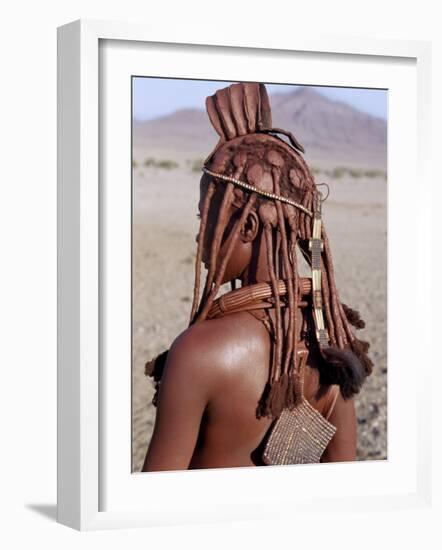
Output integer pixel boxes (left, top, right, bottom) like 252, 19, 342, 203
57, 19, 432, 530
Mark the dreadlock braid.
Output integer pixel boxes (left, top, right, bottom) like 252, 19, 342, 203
263, 221, 284, 416
190, 180, 216, 324
202, 183, 234, 299
320, 263, 336, 344
271, 165, 295, 376
322, 228, 348, 348
203, 153, 248, 298
322, 230, 373, 378
268, 165, 300, 414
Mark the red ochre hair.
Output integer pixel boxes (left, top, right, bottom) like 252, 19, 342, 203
188, 82, 372, 419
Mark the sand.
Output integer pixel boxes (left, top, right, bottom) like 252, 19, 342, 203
131, 155, 387, 472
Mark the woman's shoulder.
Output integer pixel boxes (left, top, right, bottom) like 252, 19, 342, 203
168, 312, 269, 377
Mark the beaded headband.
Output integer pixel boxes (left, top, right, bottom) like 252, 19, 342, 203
202, 167, 313, 217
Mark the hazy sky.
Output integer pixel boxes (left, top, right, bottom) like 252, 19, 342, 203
132, 77, 388, 121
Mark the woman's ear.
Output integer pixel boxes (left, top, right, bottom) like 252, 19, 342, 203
240, 211, 259, 243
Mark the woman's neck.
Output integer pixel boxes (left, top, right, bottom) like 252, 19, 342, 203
239, 231, 273, 286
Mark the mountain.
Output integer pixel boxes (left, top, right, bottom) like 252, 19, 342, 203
133, 88, 387, 168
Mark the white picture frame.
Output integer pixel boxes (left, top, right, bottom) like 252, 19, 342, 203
57, 19, 433, 531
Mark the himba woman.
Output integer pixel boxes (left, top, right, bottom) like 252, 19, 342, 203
142, 82, 372, 471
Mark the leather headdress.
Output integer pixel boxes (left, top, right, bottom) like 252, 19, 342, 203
204, 82, 305, 165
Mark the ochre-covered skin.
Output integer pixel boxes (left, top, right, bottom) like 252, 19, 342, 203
142, 83, 369, 471
142, 303, 356, 470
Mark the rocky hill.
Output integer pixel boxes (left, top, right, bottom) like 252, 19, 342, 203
133, 87, 387, 168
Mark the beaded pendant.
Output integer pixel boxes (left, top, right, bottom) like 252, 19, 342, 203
262, 350, 337, 465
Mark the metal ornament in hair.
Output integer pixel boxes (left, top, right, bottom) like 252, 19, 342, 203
202, 167, 313, 217
309, 190, 329, 347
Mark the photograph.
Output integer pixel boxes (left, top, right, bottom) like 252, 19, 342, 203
131, 78, 387, 472
5, 1, 433, 541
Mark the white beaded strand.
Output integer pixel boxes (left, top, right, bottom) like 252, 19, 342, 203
202, 167, 313, 217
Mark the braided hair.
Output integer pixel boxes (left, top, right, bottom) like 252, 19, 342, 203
188, 83, 372, 419
146, 82, 372, 418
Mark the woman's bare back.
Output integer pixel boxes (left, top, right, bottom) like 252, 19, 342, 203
143, 310, 353, 471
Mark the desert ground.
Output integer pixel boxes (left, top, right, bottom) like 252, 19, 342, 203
131, 150, 387, 472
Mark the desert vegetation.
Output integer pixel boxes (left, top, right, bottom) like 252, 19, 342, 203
313, 165, 387, 180
143, 157, 179, 169
134, 156, 387, 181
